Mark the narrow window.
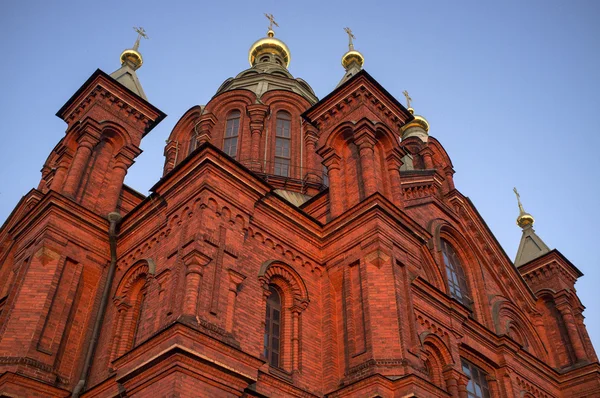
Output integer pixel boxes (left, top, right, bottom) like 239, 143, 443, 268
224, 110, 240, 159
188, 134, 197, 155
274, 111, 291, 177
264, 285, 281, 367
461, 359, 491, 398
441, 239, 471, 308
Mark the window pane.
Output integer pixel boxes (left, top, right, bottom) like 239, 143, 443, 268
264, 285, 282, 368
441, 240, 471, 307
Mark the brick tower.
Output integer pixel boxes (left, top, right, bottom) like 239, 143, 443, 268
0, 20, 599, 398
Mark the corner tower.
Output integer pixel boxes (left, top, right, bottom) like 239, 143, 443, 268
40, 28, 165, 216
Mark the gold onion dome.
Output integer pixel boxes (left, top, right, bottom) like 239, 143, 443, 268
341, 50, 364, 69
120, 49, 143, 70
248, 29, 291, 68
402, 107, 430, 133
517, 212, 535, 228
513, 188, 535, 228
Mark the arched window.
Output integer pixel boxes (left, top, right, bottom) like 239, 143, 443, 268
188, 133, 197, 155
441, 239, 471, 308
224, 110, 241, 159
264, 285, 281, 367
461, 359, 491, 398
274, 111, 291, 177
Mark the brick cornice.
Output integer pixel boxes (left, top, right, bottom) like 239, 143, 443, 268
56, 69, 165, 136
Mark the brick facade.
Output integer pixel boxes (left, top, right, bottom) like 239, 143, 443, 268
0, 45, 599, 398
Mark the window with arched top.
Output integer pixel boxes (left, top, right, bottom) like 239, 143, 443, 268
441, 239, 471, 308
264, 285, 282, 367
461, 359, 491, 398
224, 110, 241, 159
274, 111, 291, 177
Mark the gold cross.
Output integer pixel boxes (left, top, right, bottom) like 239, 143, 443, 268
513, 187, 525, 213
344, 27, 355, 50
402, 90, 412, 108
264, 13, 279, 31
132, 26, 148, 51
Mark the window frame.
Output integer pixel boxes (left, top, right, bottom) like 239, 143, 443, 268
461, 358, 491, 398
273, 110, 292, 177
223, 110, 241, 159
440, 239, 472, 308
264, 285, 282, 368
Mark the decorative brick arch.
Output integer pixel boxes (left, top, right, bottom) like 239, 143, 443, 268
492, 300, 547, 361
258, 260, 309, 373
109, 259, 155, 363
420, 332, 454, 390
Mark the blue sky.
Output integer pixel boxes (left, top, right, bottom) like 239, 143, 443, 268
1, 1, 599, 353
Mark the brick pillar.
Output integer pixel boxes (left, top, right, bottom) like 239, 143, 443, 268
196, 114, 217, 146
182, 251, 210, 316
558, 304, 587, 362
247, 104, 269, 171
575, 310, 598, 361
386, 151, 404, 207
183, 264, 204, 316
163, 140, 179, 176
443, 368, 461, 398
63, 134, 98, 197
354, 133, 377, 197
51, 155, 72, 192
304, 123, 319, 180
421, 147, 434, 170
225, 269, 246, 333
323, 154, 343, 218
103, 160, 128, 214
444, 166, 455, 191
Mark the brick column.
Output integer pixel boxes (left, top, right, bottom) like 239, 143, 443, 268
225, 269, 246, 333
163, 140, 179, 176
323, 154, 343, 218
196, 114, 217, 146
558, 304, 587, 362
50, 154, 72, 192
304, 123, 319, 180
442, 367, 462, 397
420, 147, 434, 170
103, 160, 129, 214
386, 151, 404, 208
247, 104, 269, 171
291, 301, 307, 374
182, 250, 210, 316
444, 166, 455, 191
63, 134, 98, 197
354, 132, 377, 197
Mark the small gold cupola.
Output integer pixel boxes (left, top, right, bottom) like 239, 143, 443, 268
341, 27, 364, 70
400, 90, 430, 142
119, 26, 147, 71
513, 187, 535, 228
248, 13, 291, 68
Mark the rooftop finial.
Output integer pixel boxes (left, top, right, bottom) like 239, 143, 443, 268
119, 27, 147, 71
344, 27, 355, 51
402, 90, 413, 113
132, 26, 148, 51
264, 13, 279, 37
340, 27, 364, 72
513, 187, 535, 228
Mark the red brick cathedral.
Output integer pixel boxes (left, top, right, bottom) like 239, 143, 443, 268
0, 22, 598, 398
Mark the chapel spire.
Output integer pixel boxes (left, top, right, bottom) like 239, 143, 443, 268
110, 26, 149, 100
337, 27, 365, 87
513, 188, 551, 267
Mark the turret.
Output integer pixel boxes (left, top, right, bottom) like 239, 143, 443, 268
39, 28, 165, 216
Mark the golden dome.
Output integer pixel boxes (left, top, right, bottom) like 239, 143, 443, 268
120, 49, 143, 70
517, 213, 535, 228
401, 108, 430, 133
341, 50, 364, 69
248, 29, 291, 68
